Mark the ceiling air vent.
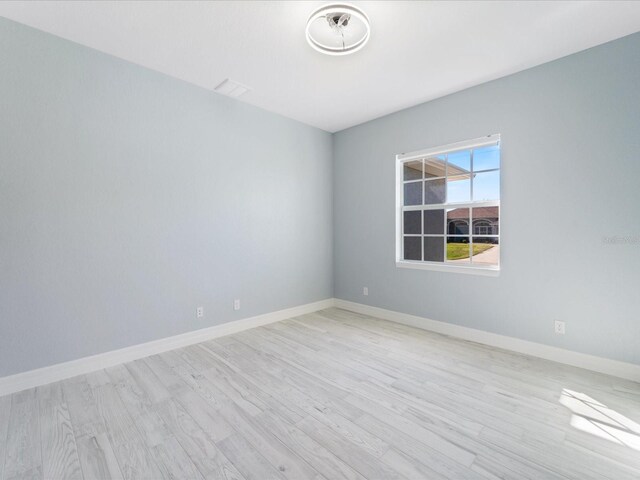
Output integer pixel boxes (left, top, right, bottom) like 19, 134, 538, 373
214, 78, 251, 98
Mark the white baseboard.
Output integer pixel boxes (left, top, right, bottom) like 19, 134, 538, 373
0, 298, 334, 397
334, 299, 640, 383
3, 297, 637, 397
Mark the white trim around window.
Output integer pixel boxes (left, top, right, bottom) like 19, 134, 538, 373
395, 134, 501, 275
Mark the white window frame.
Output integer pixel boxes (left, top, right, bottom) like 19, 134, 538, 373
395, 134, 501, 276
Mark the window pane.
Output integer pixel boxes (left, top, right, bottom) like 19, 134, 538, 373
403, 160, 423, 181
404, 236, 422, 261
447, 237, 470, 262
403, 210, 421, 235
424, 236, 444, 262
423, 209, 444, 234
424, 178, 445, 204
424, 155, 446, 178
448, 150, 471, 173
472, 206, 499, 236
473, 145, 500, 171
472, 170, 500, 201
399, 140, 501, 268
447, 175, 471, 203
471, 237, 499, 266
447, 207, 469, 235
404, 181, 422, 205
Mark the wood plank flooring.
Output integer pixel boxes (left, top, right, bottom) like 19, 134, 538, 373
1, 307, 640, 479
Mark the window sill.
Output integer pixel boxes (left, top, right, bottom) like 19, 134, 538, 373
396, 260, 500, 277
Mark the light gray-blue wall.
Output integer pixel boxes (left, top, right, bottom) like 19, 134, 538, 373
333, 32, 640, 365
0, 18, 333, 377
2, 17, 639, 378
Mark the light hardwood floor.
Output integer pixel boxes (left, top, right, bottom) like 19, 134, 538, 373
1, 307, 640, 479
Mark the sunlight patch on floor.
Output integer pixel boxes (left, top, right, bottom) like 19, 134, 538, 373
561, 388, 640, 452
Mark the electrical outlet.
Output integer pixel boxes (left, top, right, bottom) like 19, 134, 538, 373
363, 287, 369, 296
554, 320, 565, 335
196, 307, 204, 319
234, 299, 240, 311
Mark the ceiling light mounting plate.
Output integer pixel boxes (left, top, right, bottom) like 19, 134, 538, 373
306, 3, 370, 56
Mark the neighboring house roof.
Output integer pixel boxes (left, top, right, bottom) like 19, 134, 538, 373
447, 206, 499, 219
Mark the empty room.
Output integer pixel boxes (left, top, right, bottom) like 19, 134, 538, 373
1, 1, 640, 479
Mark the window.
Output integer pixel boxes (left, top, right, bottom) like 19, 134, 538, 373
396, 135, 500, 275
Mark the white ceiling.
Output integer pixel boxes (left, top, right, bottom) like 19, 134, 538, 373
1, 1, 640, 132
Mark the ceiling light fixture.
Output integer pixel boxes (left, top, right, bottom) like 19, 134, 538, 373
306, 3, 370, 56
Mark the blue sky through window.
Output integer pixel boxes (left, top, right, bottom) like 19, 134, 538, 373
447, 177, 471, 202
473, 145, 500, 171
473, 170, 500, 201
448, 150, 471, 171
